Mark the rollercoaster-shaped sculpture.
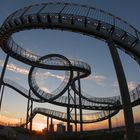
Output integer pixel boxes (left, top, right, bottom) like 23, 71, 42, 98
0, 2, 140, 139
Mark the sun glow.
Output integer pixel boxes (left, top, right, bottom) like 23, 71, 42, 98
33, 122, 46, 131
0, 114, 19, 125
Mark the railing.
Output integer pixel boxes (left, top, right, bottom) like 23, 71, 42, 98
3, 78, 140, 109
2, 2, 139, 39
3, 78, 41, 101
29, 107, 119, 123
1, 2, 140, 125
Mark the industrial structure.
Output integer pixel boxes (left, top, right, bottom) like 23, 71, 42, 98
0, 2, 140, 140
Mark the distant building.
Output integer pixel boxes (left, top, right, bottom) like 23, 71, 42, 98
57, 123, 66, 134
69, 125, 73, 132
49, 124, 54, 132
42, 127, 48, 134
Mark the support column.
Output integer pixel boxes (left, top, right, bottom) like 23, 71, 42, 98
47, 117, 49, 132
0, 55, 9, 111
20, 118, 22, 127
108, 117, 112, 132
29, 100, 33, 132
0, 85, 5, 111
108, 108, 112, 132
67, 87, 71, 132
108, 113, 112, 132
108, 40, 135, 140
77, 71, 83, 132
26, 89, 33, 130
26, 92, 30, 129
50, 118, 53, 133
74, 89, 77, 132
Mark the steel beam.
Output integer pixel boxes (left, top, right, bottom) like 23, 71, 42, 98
108, 113, 112, 132
50, 117, 53, 133
26, 91, 30, 129
0, 55, 9, 111
74, 89, 77, 132
0, 85, 5, 111
47, 117, 49, 132
77, 71, 83, 132
67, 87, 71, 132
29, 100, 33, 131
108, 117, 112, 132
108, 40, 135, 140
0, 55, 9, 89
108, 108, 112, 132
26, 89, 33, 131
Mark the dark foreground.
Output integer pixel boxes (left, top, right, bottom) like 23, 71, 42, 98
0, 125, 140, 140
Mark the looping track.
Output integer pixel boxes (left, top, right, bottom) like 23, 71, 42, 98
0, 2, 140, 124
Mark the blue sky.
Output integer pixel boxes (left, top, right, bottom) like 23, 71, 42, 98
0, 0, 140, 130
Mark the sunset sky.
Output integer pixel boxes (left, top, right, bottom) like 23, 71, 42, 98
0, 0, 140, 131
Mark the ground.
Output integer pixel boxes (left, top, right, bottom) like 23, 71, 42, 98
0, 125, 140, 140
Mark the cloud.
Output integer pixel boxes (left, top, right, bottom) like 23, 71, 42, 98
0, 59, 65, 81
0, 60, 29, 75
3, 110, 10, 114
39, 71, 64, 81
33, 122, 47, 131
112, 81, 118, 87
112, 80, 137, 91
127, 81, 137, 91
86, 74, 107, 86
40, 87, 51, 93
0, 114, 19, 124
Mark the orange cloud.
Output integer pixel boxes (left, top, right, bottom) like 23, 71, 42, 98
0, 114, 19, 125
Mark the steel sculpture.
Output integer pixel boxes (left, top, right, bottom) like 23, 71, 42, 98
0, 2, 140, 140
